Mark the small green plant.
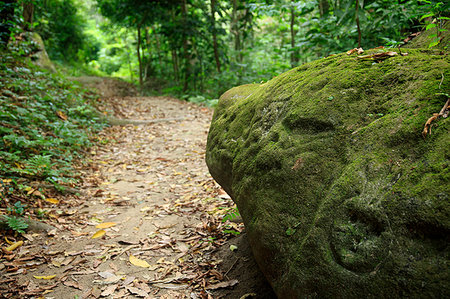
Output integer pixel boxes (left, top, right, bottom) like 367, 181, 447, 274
420, 1, 450, 48
3, 215, 29, 234
7, 201, 27, 215
222, 207, 240, 223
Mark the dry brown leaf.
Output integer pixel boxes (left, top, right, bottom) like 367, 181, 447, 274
56, 110, 68, 120
357, 51, 398, 60
63, 280, 83, 290
101, 284, 118, 297
126, 286, 148, 297
205, 279, 239, 290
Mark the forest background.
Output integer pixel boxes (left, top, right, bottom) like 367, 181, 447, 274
2, 0, 449, 107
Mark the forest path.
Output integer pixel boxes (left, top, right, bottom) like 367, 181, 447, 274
4, 78, 275, 299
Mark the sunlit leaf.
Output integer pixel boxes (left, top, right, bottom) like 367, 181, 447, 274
426, 23, 437, 30
5, 241, 23, 251
96, 222, 117, 229
91, 229, 106, 239
129, 255, 150, 268
33, 275, 56, 280
45, 198, 60, 204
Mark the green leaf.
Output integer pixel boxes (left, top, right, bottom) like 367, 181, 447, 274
426, 23, 437, 30
428, 40, 440, 48
286, 228, 296, 236
420, 13, 434, 20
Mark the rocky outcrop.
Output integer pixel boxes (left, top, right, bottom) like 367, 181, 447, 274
206, 49, 449, 298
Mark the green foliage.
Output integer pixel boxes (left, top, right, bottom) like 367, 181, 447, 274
0, 53, 106, 190
420, 0, 450, 48
7, 201, 27, 215
34, 0, 100, 63
3, 215, 29, 234
222, 207, 240, 223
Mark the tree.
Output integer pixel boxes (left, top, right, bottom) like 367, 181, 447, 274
0, 0, 17, 49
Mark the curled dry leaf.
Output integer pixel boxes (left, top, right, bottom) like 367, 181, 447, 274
357, 51, 398, 61
5, 241, 23, 251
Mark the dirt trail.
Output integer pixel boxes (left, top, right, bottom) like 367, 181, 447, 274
1, 78, 275, 299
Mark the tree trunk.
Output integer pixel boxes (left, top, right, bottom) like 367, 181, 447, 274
171, 48, 179, 82
137, 25, 143, 89
210, 0, 221, 72
318, 0, 329, 17
0, 0, 16, 48
181, 0, 190, 92
22, 2, 34, 31
231, 0, 242, 63
152, 26, 163, 69
290, 0, 298, 68
355, 0, 362, 47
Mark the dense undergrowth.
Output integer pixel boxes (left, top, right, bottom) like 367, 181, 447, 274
0, 52, 106, 233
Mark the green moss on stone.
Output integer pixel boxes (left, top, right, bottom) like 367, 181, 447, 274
206, 48, 449, 298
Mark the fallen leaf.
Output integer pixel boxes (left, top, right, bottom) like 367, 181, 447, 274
91, 229, 106, 239
152, 283, 188, 290
126, 286, 148, 297
229, 245, 238, 252
205, 279, 239, 290
63, 280, 83, 290
101, 284, 117, 296
96, 222, 117, 229
33, 275, 57, 280
357, 51, 398, 61
56, 110, 68, 120
129, 255, 150, 268
5, 241, 23, 251
45, 198, 59, 204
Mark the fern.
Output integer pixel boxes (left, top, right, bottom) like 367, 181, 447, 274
222, 207, 240, 223
5, 216, 29, 234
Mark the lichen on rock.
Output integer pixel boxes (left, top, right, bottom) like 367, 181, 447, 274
206, 48, 449, 298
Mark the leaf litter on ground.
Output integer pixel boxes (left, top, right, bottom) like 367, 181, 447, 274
0, 80, 244, 298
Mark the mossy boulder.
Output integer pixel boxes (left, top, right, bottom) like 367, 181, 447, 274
206, 49, 449, 298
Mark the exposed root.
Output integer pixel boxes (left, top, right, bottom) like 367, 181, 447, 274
422, 98, 449, 138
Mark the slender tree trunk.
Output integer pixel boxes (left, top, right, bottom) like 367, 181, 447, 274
318, 0, 329, 17
355, 0, 362, 47
22, 2, 34, 31
152, 26, 163, 68
181, 0, 190, 92
171, 48, 179, 82
210, 0, 221, 72
123, 34, 133, 82
137, 25, 143, 88
231, 0, 242, 63
290, 0, 298, 68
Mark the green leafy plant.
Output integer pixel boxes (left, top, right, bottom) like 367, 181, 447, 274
420, 1, 450, 48
3, 215, 29, 234
222, 207, 240, 223
7, 201, 27, 215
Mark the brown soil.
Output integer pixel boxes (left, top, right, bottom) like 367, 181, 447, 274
0, 77, 274, 299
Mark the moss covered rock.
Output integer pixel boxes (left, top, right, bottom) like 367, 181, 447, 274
206, 49, 449, 298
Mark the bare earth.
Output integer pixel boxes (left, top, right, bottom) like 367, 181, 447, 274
0, 78, 275, 299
